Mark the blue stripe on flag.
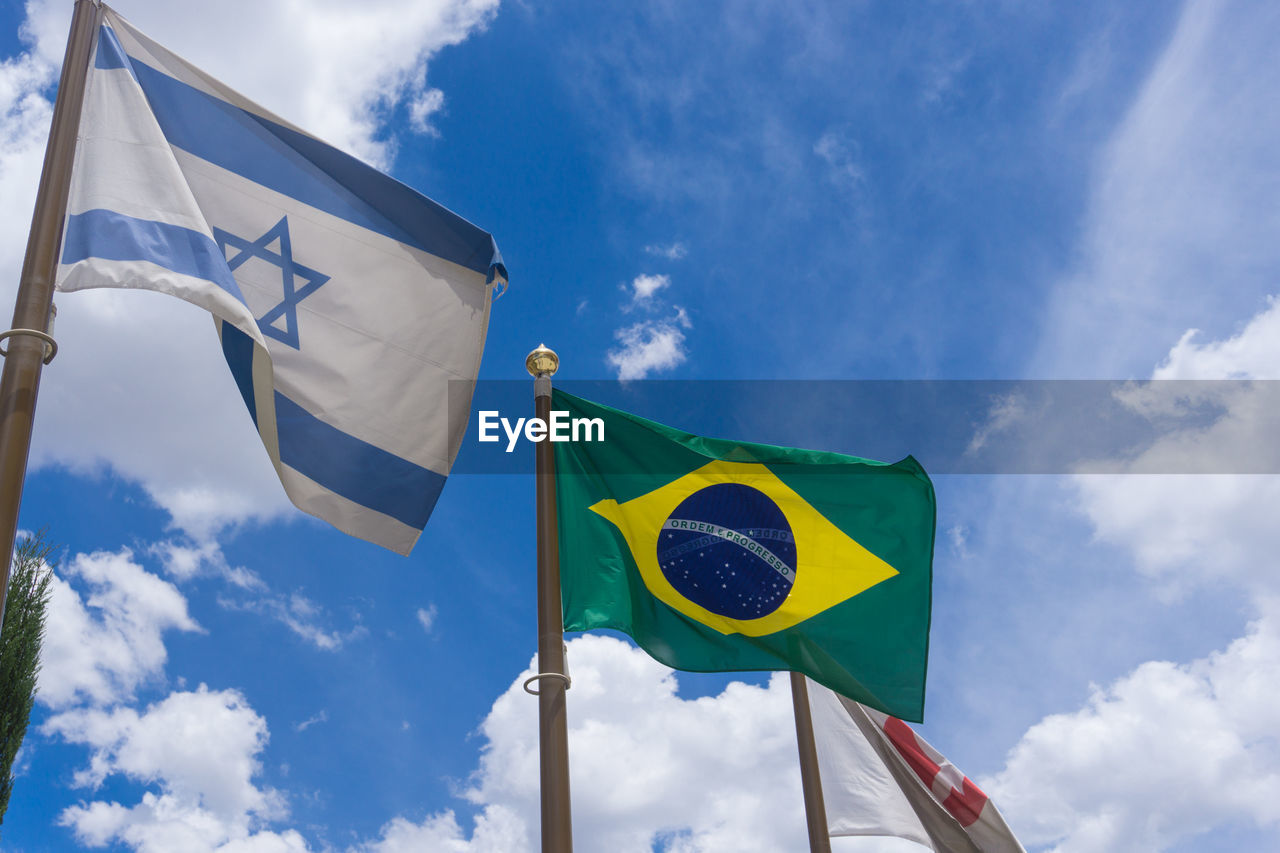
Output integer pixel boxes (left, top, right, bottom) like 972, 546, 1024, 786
62, 209, 245, 303
273, 393, 446, 531
219, 320, 258, 425
94, 23, 132, 73
261, 123, 506, 283
100, 26, 503, 280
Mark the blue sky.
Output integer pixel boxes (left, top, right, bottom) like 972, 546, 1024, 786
2, 1, 1279, 850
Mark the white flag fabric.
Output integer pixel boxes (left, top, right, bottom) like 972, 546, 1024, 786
56, 6, 506, 554
808, 679, 1025, 852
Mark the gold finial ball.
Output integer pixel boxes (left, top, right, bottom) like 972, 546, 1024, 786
525, 343, 559, 377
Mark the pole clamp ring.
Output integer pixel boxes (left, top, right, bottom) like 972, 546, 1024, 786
0, 329, 58, 364
522, 672, 572, 695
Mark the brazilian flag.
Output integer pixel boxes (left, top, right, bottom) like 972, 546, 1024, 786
553, 390, 935, 722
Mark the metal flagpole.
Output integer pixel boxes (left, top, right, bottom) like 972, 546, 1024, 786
525, 344, 573, 852
791, 672, 833, 853
0, 0, 102, 626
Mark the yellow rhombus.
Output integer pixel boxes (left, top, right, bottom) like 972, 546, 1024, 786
590, 459, 899, 637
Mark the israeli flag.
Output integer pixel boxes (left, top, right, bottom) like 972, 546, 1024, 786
56, 6, 506, 555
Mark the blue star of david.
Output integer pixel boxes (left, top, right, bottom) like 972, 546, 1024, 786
213, 216, 329, 350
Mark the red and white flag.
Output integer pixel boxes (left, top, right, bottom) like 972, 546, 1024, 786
808, 679, 1025, 852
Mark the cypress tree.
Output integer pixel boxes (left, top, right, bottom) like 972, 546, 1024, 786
0, 534, 54, 830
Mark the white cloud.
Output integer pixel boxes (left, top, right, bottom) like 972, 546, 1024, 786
606, 308, 692, 380
1002, 167, 1280, 848
1154, 295, 1280, 380
986, 292, 1280, 851
625, 273, 671, 308
218, 591, 365, 651
19, 0, 500, 166
643, 242, 688, 261
352, 808, 526, 853
0, 0, 501, 544
814, 130, 863, 192
979, 0, 1280, 821
156, 538, 372, 651
1076, 472, 1280, 602
1035, 0, 1280, 376
37, 573, 921, 853
362, 635, 817, 852
965, 393, 1029, 455
946, 524, 970, 560
153, 539, 220, 582
293, 711, 327, 734
38, 549, 201, 710
1073, 295, 1280, 600
409, 86, 446, 137
987, 613, 1280, 853
607, 273, 691, 378
44, 685, 307, 853
918, 53, 970, 108
416, 604, 438, 633
153, 539, 266, 591
1048, 0, 1280, 613
0, 49, 55, 275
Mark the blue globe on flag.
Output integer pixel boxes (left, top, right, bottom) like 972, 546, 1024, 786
657, 483, 797, 620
